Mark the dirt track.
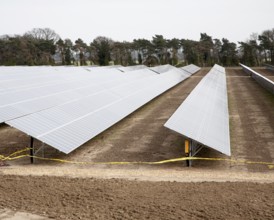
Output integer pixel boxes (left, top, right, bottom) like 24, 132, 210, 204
226, 68, 274, 172
1, 67, 274, 219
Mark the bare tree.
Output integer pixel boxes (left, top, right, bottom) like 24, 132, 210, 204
24, 28, 60, 43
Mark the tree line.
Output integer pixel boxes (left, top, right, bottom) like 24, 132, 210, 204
0, 27, 273, 67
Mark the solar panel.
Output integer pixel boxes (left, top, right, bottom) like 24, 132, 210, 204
181, 64, 201, 75
150, 64, 178, 74
7, 67, 190, 154
117, 65, 147, 72
240, 63, 274, 94
0, 68, 156, 122
0, 66, 91, 93
164, 64, 231, 156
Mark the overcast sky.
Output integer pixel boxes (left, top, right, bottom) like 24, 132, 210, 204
1, 0, 273, 44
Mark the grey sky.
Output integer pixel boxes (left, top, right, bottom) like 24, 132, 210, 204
1, 0, 273, 43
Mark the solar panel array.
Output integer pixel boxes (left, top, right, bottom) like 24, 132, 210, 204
240, 63, 274, 94
164, 64, 231, 156
1, 64, 200, 154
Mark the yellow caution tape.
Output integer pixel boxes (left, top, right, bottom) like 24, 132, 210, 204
8, 148, 31, 158
0, 148, 31, 161
1, 148, 274, 169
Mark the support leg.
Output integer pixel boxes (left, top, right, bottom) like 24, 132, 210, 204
29, 137, 34, 164
185, 139, 190, 167
189, 141, 193, 167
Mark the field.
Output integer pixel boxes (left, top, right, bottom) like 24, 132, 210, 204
0, 67, 274, 219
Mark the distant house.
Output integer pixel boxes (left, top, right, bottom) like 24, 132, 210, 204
53, 48, 90, 66
130, 47, 184, 66
52, 52, 62, 65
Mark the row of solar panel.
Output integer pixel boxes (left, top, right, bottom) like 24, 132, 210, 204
265, 64, 274, 72
165, 64, 231, 156
1, 64, 201, 154
240, 63, 274, 94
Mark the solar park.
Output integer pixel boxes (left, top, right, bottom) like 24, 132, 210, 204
0, 63, 236, 164
0, 64, 273, 167
0, 64, 274, 219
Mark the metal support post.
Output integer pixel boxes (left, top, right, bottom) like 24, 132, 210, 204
185, 140, 204, 167
29, 136, 34, 164
189, 141, 193, 167
185, 139, 190, 167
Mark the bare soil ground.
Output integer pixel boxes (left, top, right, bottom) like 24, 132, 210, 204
226, 68, 274, 172
0, 175, 273, 220
0, 67, 274, 219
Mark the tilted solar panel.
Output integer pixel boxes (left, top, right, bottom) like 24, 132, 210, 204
0, 68, 156, 122
181, 64, 201, 75
117, 65, 147, 72
240, 63, 274, 94
164, 64, 231, 156
7, 67, 190, 153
